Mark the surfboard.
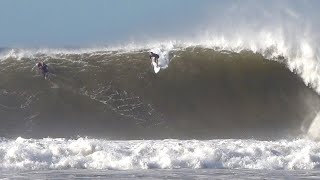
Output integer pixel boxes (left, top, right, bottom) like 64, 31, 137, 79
152, 61, 161, 73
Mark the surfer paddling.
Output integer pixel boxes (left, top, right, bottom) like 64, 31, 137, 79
37, 62, 49, 79
149, 52, 159, 67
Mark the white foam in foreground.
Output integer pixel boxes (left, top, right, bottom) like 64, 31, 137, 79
0, 137, 319, 170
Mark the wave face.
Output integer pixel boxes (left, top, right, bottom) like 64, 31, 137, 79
0, 46, 319, 139
1, 137, 320, 171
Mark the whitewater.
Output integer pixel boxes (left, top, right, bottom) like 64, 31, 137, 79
1, 137, 320, 170
1, 138, 320, 179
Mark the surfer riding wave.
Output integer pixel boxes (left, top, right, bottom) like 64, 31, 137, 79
37, 62, 49, 79
149, 52, 159, 67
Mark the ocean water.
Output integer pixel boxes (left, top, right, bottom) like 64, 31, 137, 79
2, 1, 320, 179
3, 169, 320, 179
1, 41, 320, 179
1, 39, 320, 179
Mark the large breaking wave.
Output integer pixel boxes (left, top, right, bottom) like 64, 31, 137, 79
0, 37, 320, 139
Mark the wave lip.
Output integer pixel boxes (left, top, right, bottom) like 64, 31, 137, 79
1, 137, 319, 171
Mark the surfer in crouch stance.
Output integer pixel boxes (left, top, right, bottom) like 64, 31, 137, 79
149, 52, 159, 67
37, 62, 49, 79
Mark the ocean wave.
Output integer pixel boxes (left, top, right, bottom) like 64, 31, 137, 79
0, 47, 318, 139
0, 46, 318, 139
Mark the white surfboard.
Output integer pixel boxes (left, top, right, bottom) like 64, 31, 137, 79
152, 61, 161, 73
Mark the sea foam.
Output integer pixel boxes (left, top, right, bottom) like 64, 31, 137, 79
0, 137, 319, 170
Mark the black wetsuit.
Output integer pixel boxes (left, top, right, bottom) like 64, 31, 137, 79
42, 64, 48, 73
38, 63, 49, 77
149, 53, 159, 60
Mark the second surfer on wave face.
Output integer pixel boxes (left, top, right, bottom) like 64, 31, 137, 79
37, 62, 49, 79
